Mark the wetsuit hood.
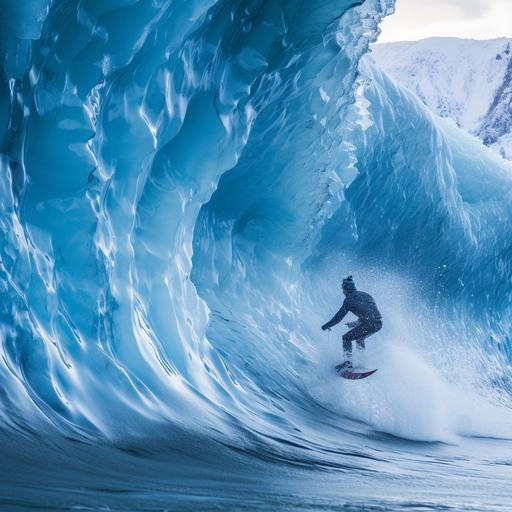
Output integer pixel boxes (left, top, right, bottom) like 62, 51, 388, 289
342, 275, 356, 294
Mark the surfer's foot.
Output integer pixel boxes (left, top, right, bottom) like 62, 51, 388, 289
336, 360, 352, 370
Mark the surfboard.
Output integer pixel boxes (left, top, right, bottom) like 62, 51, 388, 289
335, 365, 377, 380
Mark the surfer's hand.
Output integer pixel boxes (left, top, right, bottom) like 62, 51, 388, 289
321, 324, 330, 331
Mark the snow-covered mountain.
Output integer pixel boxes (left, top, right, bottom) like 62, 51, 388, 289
371, 37, 512, 159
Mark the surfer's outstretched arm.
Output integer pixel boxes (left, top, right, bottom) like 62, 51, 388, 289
322, 301, 348, 330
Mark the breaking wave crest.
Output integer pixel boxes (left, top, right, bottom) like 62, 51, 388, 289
1, 0, 512, 462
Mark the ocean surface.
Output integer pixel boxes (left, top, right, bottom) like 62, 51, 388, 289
1, 1, 512, 510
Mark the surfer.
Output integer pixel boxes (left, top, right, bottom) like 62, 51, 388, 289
321, 276, 382, 369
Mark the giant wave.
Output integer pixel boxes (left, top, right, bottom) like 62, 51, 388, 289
2, 1, 512, 503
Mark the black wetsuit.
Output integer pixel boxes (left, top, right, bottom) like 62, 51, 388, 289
323, 290, 382, 356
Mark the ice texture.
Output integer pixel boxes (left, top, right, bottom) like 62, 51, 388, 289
1, 0, 512, 450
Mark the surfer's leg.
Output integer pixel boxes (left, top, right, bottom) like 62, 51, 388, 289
342, 339, 352, 360
348, 320, 382, 343
345, 320, 381, 356
343, 327, 362, 363
343, 324, 368, 343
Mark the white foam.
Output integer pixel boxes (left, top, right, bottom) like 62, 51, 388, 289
305, 271, 512, 443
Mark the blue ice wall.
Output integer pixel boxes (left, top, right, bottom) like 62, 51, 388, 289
1, 0, 512, 446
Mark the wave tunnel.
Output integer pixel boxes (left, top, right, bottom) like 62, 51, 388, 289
2, 1, 512, 510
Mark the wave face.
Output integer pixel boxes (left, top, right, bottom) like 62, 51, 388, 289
2, 0, 512, 485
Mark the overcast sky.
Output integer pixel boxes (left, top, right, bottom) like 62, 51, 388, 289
378, 0, 512, 42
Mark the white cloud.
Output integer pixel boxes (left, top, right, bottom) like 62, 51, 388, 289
378, 0, 512, 42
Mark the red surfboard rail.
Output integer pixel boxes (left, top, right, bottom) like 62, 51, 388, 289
336, 367, 377, 380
